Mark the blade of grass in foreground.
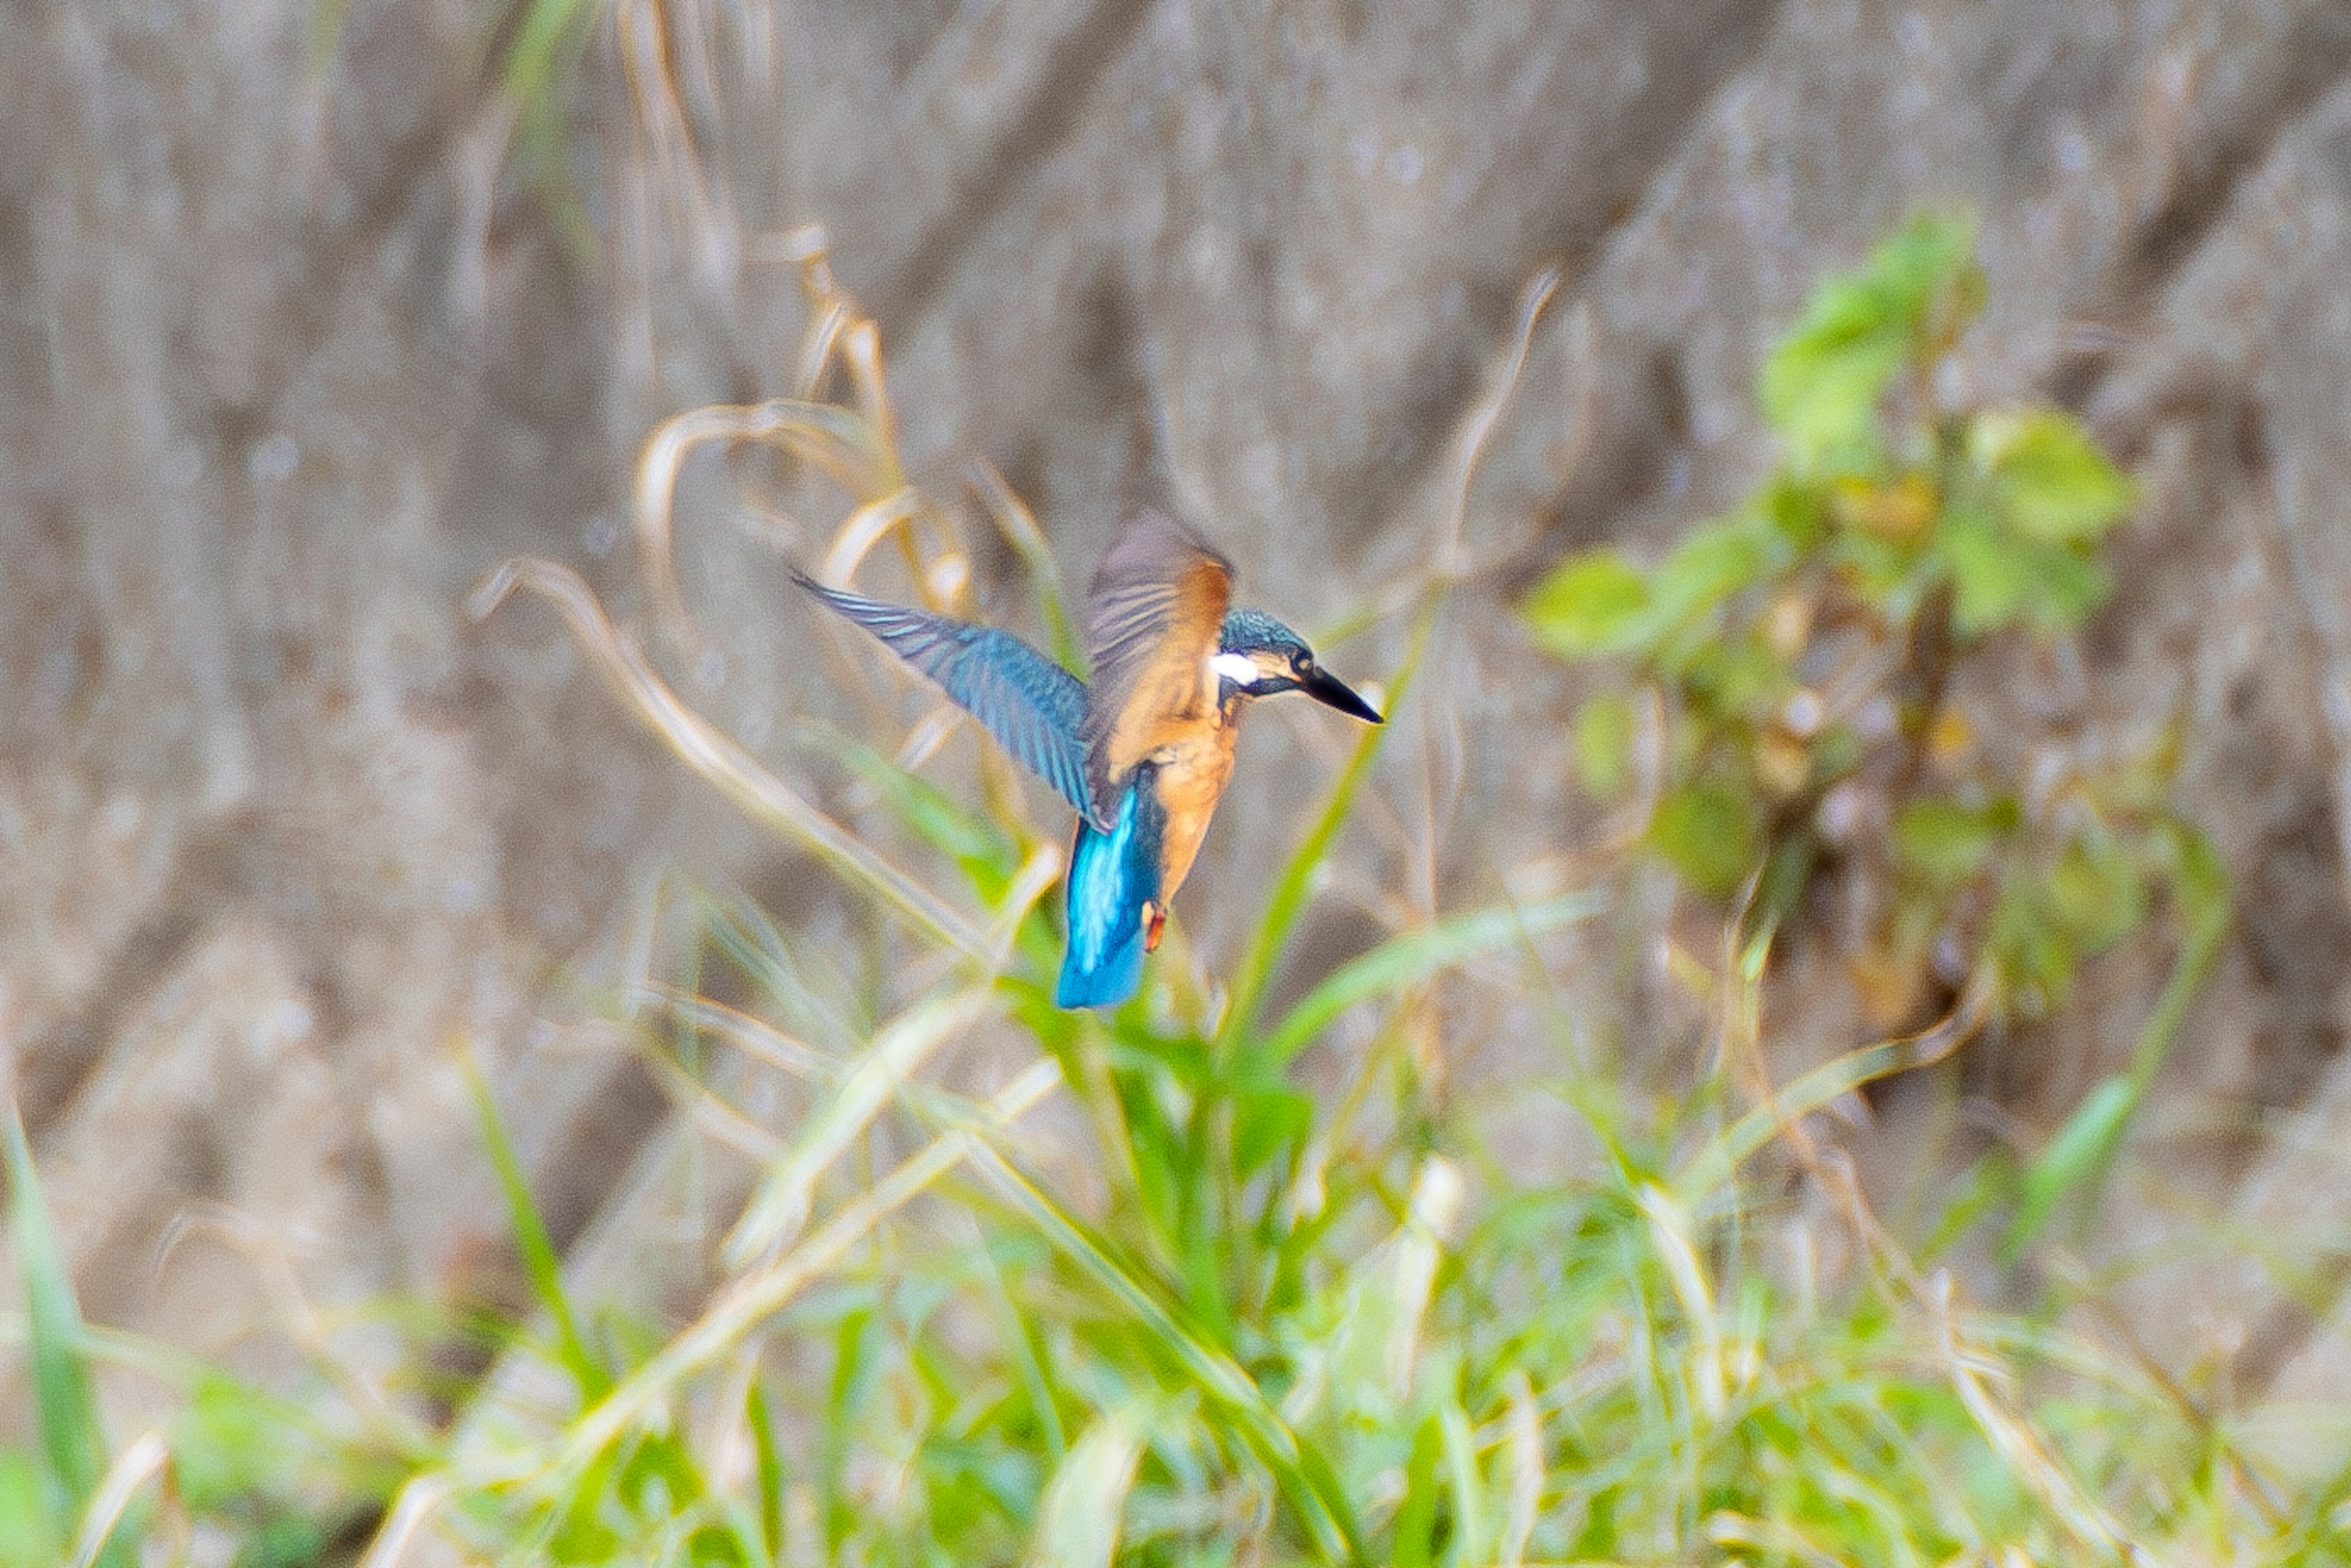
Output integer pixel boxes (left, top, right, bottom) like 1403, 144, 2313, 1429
1256, 888, 1607, 1068
1219, 604, 1434, 1059
463, 1051, 607, 1401
4, 1103, 129, 1568
723, 983, 996, 1268
963, 1139, 1359, 1562
541, 1060, 1063, 1494
1220, 268, 1554, 1062
1673, 987, 1987, 1208
2003, 826, 2230, 1261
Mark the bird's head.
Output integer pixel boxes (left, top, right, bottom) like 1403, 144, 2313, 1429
1211, 609, 1383, 723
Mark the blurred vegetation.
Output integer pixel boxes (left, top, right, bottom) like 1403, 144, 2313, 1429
1523, 212, 2230, 1258
4, 220, 2343, 1567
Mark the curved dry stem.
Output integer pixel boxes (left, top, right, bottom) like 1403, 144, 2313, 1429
356, 1474, 454, 1568
837, 318, 903, 484
1319, 264, 1564, 647
469, 555, 992, 963
632, 399, 889, 653
814, 486, 950, 600
66, 1430, 168, 1568
1676, 978, 1992, 1207
1439, 264, 1560, 566
1930, 1272, 2131, 1559
966, 457, 1079, 666
151, 1204, 430, 1453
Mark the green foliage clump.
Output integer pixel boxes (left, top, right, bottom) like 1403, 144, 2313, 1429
1524, 212, 2220, 1042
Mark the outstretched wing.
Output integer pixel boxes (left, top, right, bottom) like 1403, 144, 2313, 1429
1078, 509, 1234, 819
796, 572, 1093, 819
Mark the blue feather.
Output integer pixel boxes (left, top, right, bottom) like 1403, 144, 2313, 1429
795, 574, 1096, 820
1056, 775, 1164, 1009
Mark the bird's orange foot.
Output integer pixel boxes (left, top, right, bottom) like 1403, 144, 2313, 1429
1141, 901, 1166, 953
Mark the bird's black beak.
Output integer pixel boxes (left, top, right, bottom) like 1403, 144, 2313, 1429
1300, 661, 1383, 724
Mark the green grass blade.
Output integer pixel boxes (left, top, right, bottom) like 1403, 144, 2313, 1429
2003, 1076, 2136, 1262
1220, 606, 1434, 1056
2003, 835, 2229, 1259
501, 0, 598, 108
724, 983, 994, 1267
962, 1141, 1360, 1561
969, 460, 1083, 673
1254, 889, 1607, 1067
747, 1375, 785, 1564
0, 1449, 60, 1568
462, 1054, 607, 1401
1392, 1411, 1444, 1568
3, 1103, 124, 1568
549, 1060, 1063, 1490
1673, 994, 1981, 1207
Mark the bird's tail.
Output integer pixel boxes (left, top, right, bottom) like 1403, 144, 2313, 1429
1056, 776, 1164, 1010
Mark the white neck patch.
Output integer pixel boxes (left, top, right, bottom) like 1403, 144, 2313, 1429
1210, 651, 1267, 688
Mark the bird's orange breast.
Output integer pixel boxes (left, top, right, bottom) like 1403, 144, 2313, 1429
1146, 712, 1240, 907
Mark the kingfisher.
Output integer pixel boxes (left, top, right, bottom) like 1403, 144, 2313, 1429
796, 508, 1382, 1009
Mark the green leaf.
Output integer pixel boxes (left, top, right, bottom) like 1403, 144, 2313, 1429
2005, 1076, 2135, 1261
1676, 627, 1793, 720
1939, 499, 2112, 636
1985, 879, 2069, 1013
1893, 797, 2017, 889
1826, 519, 1934, 615
1971, 410, 2136, 544
168, 1373, 298, 1510
465, 1052, 607, 1401
3, 1103, 122, 1568
1391, 1412, 1445, 1568
1938, 503, 2031, 634
2046, 831, 2147, 956
1754, 831, 1819, 932
1760, 212, 1980, 467
1522, 550, 1654, 658
1649, 782, 1762, 898
1573, 692, 1637, 800
1230, 1082, 1313, 1180
2015, 544, 2112, 632
1651, 514, 1781, 627
1760, 471, 1832, 552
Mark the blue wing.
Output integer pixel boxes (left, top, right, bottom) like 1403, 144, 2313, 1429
1056, 775, 1163, 1009
797, 573, 1094, 819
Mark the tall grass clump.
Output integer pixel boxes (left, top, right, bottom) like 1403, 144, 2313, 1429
4, 223, 2341, 1567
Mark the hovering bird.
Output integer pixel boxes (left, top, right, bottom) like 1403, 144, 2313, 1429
796, 509, 1382, 1009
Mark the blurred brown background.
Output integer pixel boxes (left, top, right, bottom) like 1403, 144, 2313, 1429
8, 0, 2351, 1425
